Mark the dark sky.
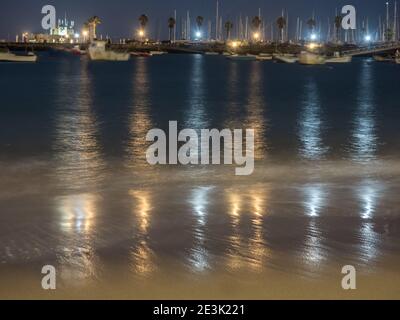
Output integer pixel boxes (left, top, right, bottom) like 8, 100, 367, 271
0, 0, 392, 39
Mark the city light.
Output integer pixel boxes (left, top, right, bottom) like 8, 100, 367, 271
82, 30, 88, 37
138, 29, 145, 37
310, 33, 317, 41
229, 40, 240, 48
195, 31, 202, 39
253, 32, 260, 40
364, 34, 372, 42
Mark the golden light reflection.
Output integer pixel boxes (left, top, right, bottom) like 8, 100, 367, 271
55, 193, 99, 283
225, 188, 270, 271
58, 193, 97, 233
127, 58, 154, 167
53, 59, 104, 284
129, 190, 155, 276
244, 62, 268, 161
188, 187, 214, 271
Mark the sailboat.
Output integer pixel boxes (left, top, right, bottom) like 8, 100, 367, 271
0, 48, 37, 62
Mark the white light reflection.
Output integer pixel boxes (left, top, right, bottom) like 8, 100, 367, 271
350, 59, 377, 162
298, 79, 328, 160
356, 181, 384, 261
302, 184, 328, 266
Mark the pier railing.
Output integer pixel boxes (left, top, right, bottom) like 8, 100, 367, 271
342, 42, 400, 56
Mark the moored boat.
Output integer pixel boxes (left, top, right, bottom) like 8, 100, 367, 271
150, 51, 167, 55
256, 54, 273, 61
88, 41, 130, 61
373, 55, 393, 62
205, 51, 219, 55
299, 51, 326, 65
0, 48, 37, 62
325, 52, 352, 63
131, 51, 153, 57
273, 53, 298, 64
227, 54, 257, 61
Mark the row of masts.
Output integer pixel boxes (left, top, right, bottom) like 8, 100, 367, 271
165, 1, 399, 43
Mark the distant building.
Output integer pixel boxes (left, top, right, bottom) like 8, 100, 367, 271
26, 14, 80, 43
51, 17, 75, 38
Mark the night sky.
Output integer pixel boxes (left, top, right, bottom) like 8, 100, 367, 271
0, 0, 392, 39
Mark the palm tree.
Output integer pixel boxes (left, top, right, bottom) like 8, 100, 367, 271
225, 21, 233, 40
168, 17, 176, 42
87, 16, 101, 42
139, 14, 149, 30
251, 16, 262, 31
277, 16, 286, 42
196, 16, 204, 32
334, 15, 342, 43
307, 18, 316, 32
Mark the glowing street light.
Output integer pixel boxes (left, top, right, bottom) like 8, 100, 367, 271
253, 32, 260, 41
229, 40, 239, 48
310, 33, 317, 41
138, 29, 145, 38
364, 34, 372, 42
195, 31, 202, 39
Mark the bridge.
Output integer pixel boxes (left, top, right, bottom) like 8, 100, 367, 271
342, 42, 400, 56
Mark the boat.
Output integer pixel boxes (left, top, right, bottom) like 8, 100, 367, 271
222, 52, 233, 56
150, 51, 167, 55
205, 51, 219, 55
325, 52, 352, 63
273, 53, 298, 64
88, 41, 130, 61
70, 45, 86, 56
256, 54, 273, 61
226, 54, 257, 61
131, 51, 153, 57
0, 48, 37, 62
299, 51, 326, 65
373, 55, 393, 62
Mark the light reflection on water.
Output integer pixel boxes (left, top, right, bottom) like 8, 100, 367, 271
350, 60, 378, 162
1, 56, 400, 293
187, 186, 214, 272
53, 59, 104, 283
129, 190, 155, 276
298, 78, 328, 160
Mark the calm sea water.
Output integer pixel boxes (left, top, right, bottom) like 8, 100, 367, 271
0, 54, 400, 298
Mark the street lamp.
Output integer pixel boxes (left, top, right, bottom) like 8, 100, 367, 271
310, 33, 317, 41
195, 31, 202, 39
253, 32, 260, 41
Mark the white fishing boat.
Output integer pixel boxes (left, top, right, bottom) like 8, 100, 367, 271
273, 53, 298, 64
227, 54, 257, 61
222, 51, 233, 56
325, 51, 352, 63
0, 48, 37, 62
299, 51, 326, 65
88, 41, 130, 61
